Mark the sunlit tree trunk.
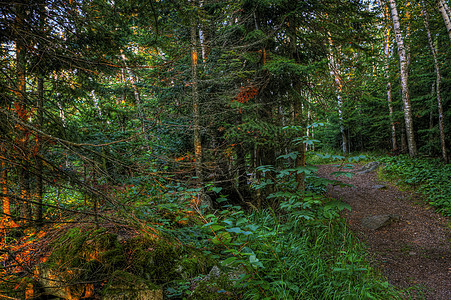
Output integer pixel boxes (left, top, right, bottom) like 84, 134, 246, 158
1, 160, 11, 218
327, 36, 348, 154
0, 60, 10, 223
198, 0, 208, 64
422, 1, 448, 163
388, 0, 417, 157
436, 0, 451, 42
0, 62, 12, 226
380, 1, 397, 151
35, 75, 44, 225
190, 6, 203, 186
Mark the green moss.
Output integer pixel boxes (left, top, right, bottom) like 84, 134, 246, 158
190, 275, 237, 300
102, 270, 160, 296
177, 252, 213, 279
42, 225, 214, 298
123, 234, 180, 283
101, 248, 127, 270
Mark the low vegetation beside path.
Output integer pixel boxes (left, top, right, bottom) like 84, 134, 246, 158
378, 155, 451, 216
1, 159, 404, 299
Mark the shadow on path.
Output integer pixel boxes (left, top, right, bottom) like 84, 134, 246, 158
317, 164, 451, 300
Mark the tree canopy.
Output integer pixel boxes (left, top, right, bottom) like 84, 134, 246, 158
0, 0, 450, 298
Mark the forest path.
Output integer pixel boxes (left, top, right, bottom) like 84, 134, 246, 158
316, 164, 450, 300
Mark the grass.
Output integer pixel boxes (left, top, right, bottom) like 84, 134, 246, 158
378, 155, 451, 216
204, 208, 403, 299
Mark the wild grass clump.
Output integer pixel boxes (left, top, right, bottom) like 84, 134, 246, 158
177, 152, 403, 299
208, 207, 402, 300
379, 155, 451, 216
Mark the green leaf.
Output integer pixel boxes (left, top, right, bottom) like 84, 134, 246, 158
210, 186, 223, 193
221, 256, 238, 266
277, 152, 298, 160
331, 171, 353, 178
210, 225, 225, 231
225, 227, 242, 234
249, 254, 264, 268
324, 200, 352, 211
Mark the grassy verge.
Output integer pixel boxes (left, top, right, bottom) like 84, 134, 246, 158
233, 210, 402, 299
378, 155, 451, 216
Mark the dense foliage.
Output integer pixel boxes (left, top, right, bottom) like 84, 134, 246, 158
0, 0, 450, 298
379, 155, 451, 216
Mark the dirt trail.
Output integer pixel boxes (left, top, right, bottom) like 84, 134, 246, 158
317, 164, 451, 300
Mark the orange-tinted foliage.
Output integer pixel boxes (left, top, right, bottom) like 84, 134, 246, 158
233, 85, 258, 104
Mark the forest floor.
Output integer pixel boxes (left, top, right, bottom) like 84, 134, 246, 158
317, 163, 451, 300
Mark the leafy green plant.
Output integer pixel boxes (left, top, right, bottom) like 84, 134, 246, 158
379, 155, 451, 216
192, 153, 401, 299
199, 205, 401, 299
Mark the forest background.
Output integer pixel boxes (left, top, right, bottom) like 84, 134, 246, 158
0, 0, 450, 299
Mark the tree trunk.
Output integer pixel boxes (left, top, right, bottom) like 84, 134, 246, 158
381, 1, 397, 151
120, 51, 150, 150
327, 36, 348, 154
1, 160, 11, 218
388, 0, 417, 157
294, 99, 305, 193
235, 112, 247, 190
236, 143, 247, 190
288, 16, 305, 192
0, 72, 11, 224
422, 1, 448, 162
35, 75, 44, 225
15, 4, 32, 227
436, 0, 451, 42
190, 8, 203, 186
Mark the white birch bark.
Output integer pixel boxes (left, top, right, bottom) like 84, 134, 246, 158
120, 52, 144, 128
388, 0, 417, 157
444, 0, 451, 17
437, 0, 451, 42
327, 36, 348, 154
380, 1, 397, 151
422, 1, 448, 162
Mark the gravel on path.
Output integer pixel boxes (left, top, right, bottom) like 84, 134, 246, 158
317, 164, 451, 300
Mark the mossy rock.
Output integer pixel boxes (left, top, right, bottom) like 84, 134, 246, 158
102, 270, 162, 300
40, 225, 214, 298
190, 274, 238, 300
121, 234, 181, 283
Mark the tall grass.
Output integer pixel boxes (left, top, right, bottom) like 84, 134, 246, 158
227, 209, 402, 299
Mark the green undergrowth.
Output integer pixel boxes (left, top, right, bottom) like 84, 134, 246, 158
208, 208, 402, 299
378, 155, 451, 216
1, 151, 407, 299
160, 151, 403, 299
40, 225, 214, 298
308, 151, 377, 165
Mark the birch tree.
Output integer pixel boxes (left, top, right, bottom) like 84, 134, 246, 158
436, 0, 451, 42
388, 0, 417, 157
380, 0, 397, 151
120, 50, 150, 150
327, 36, 348, 154
421, 0, 448, 162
